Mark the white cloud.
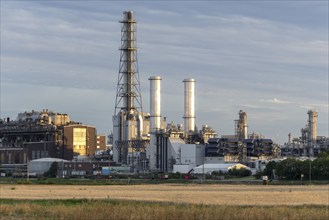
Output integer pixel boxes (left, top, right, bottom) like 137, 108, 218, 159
300, 103, 329, 112
259, 98, 291, 104
146, 9, 179, 16
1, 1, 328, 144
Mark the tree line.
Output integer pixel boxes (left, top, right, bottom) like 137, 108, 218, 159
262, 150, 329, 180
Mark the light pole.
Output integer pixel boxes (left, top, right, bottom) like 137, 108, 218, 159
309, 159, 312, 185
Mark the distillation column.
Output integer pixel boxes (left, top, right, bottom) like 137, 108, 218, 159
240, 110, 248, 140
288, 132, 292, 144
148, 76, 162, 170
307, 110, 317, 156
113, 11, 143, 163
235, 110, 248, 140
183, 79, 196, 136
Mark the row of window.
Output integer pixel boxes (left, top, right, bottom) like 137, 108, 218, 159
32, 150, 49, 160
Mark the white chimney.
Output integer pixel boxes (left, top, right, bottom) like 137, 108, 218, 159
148, 76, 162, 170
183, 78, 196, 135
149, 76, 162, 132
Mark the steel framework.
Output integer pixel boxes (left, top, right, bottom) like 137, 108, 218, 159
114, 11, 143, 116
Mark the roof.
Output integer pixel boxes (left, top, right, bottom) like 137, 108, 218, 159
169, 137, 185, 144
192, 163, 251, 174
29, 158, 69, 163
195, 163, 247, 169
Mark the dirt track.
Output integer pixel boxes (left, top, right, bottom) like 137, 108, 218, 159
1, 184, 329, 205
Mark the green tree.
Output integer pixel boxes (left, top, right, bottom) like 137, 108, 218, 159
44, 162, 58, 178
317, 150, 329, 159
263, 161, 277, 179
227, 168, 251, 177
299, 159, 311, 180
312, 157, 329, 180
211, 170, 224, 176
275, 158, 302, 180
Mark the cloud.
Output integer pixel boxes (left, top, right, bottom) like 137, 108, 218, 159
1, 1, 328, 144
259, 98, 291, 104
300, 103, 329, 112
146, 9, 179, 16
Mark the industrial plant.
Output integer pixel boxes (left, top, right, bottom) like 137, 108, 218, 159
0, 109, 108, 176
109, 11, 281, 174
281, 110, 329, 157
0, 11, 328, 178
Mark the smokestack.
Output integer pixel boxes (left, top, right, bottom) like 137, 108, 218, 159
112, 11, 143, 164
183, 78, 196, 135
149, 76, 162, 132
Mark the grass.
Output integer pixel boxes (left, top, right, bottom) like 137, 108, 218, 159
1, 199, 328, 220
2, 184, 329, 206
0, 177, 328, 185
1, 184, 328, 219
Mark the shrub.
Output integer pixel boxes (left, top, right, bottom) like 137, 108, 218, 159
227, 168, 251, 177
43, 162, 58, 178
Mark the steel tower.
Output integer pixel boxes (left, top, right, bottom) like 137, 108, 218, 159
113, 11, 146, 164
114, 11, 142, 115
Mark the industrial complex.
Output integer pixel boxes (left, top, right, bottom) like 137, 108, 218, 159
0, 11, 328, 177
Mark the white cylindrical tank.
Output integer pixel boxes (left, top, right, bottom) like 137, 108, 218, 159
149, 76, 162, 132
183, 78, 196, 134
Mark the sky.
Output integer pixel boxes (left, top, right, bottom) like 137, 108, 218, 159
1, 0, 328, 144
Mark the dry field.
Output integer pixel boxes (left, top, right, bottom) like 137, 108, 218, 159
1, 184, 329, 206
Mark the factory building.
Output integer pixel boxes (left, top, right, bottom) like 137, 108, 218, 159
281, 110, 329, 157
205, 137, 274, 162
0, 110, 107, 174
63, 124, 101, 157
0, 110, 69, 164
204, 110, 277, 164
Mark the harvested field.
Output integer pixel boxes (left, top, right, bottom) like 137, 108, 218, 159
1, 199, 328, 220
1, 184, 329, 206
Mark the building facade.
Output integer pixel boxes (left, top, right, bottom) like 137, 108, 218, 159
0, 110, 105, 168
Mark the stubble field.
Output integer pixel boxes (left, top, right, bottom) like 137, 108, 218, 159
1, 184, 329, 219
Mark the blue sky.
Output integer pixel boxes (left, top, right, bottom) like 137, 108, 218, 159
1, 1, 328, 144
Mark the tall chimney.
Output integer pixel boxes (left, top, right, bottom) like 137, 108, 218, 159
149, 76, 162, 132
183, 78, 196, 135
112, 11, 143, 164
